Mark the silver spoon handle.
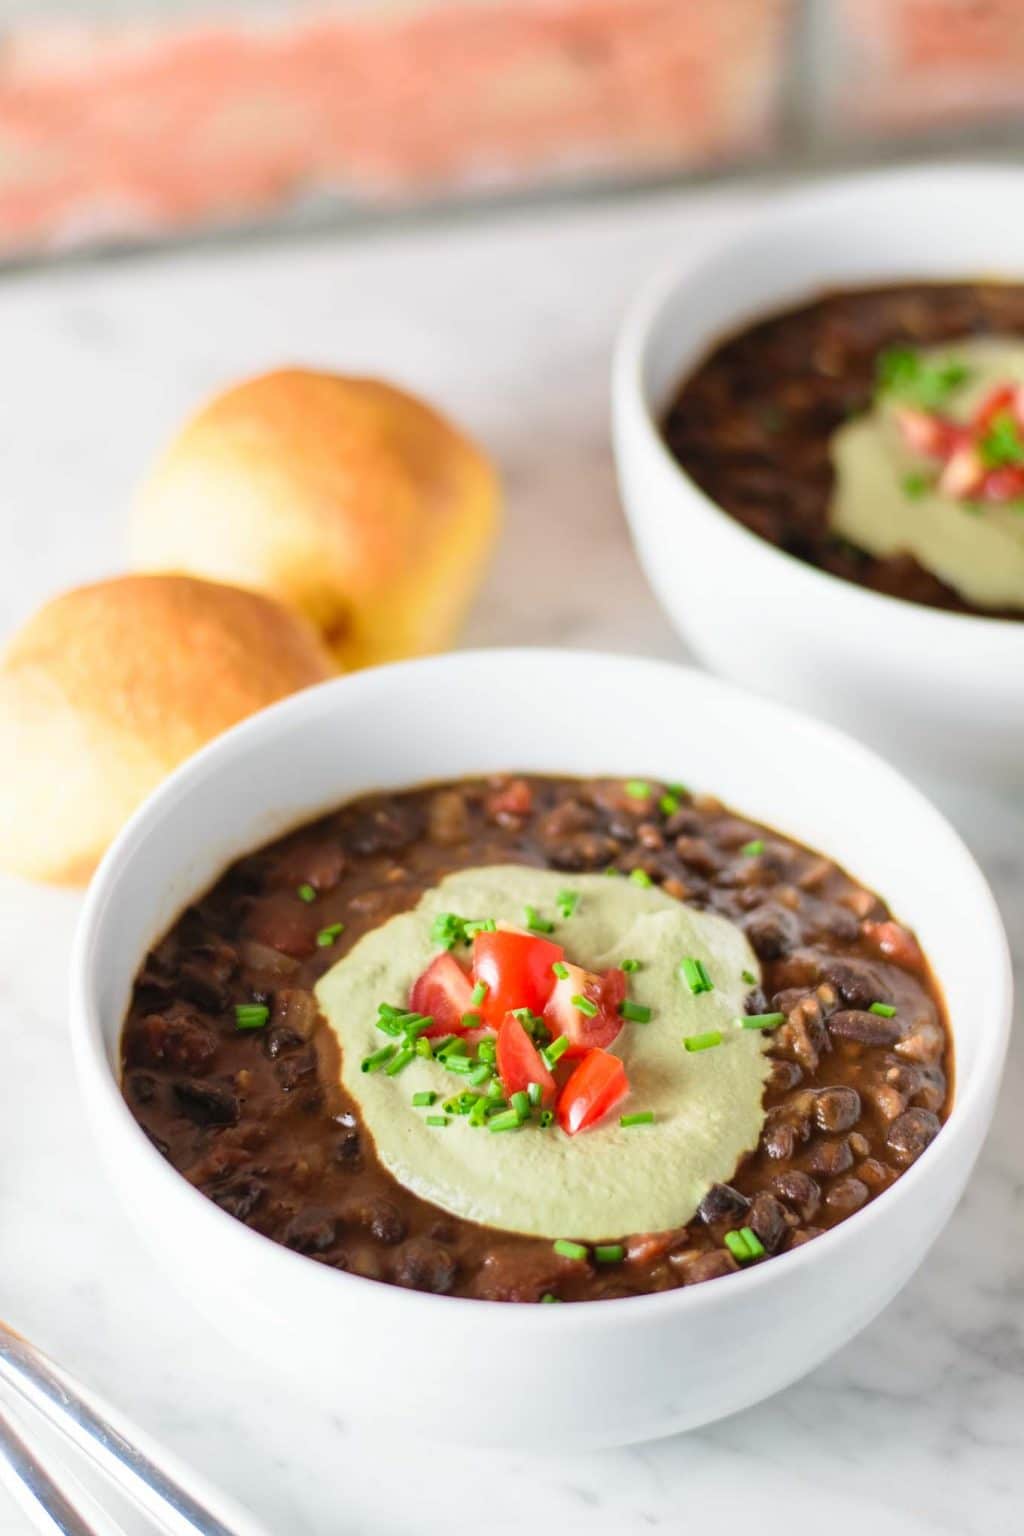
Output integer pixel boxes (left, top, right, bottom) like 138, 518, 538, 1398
0, 1402, 100, 1536
0, 1322, 253, 1536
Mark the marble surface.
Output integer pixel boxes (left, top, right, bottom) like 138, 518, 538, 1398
0, 177, 1022, 1535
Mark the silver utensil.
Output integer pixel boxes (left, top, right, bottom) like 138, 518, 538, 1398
0, 1321, 267, 1536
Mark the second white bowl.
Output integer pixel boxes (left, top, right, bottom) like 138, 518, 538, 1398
612, 164, 1024, 786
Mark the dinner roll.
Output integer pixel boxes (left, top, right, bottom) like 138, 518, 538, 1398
0, 574, 334, 884
129, 370, 501, 671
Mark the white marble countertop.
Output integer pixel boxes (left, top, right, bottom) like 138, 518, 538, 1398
0, 177, 1021, 1535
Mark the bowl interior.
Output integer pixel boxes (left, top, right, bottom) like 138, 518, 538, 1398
640, 165, 1024, 419
77, 652, 1009, 1132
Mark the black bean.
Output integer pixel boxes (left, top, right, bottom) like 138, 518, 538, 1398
804, 1137, 853, 1177
828, 1009, 902, 1046
746, 1191, 789, 1254
127, 1071, 157, 1105
392, 1238, 457, 1295
172, 1080, 239, 1126
815, 1086, 862, 1133
697, 1183, 750, 1225
264, 1026, 305, 1060
177, 960, 229, 1013
346, 1196, 406, 1246
820, 957, 890, 1011
771, 1170, 820, 1221
886, 1108, 941, 1165
274, 1048, 317, 1092
213, 1176, 267, 1221
683, 1251, 740, 1284
546, 832, 621, 871
333, 1129, 362, 1167
742, 904, 801, 960
825, 1177, 869, 1215
283, 1208, 338, 1253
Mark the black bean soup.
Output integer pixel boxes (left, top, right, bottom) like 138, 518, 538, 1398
663, 281, 1024, 618
122, 776, 952, 1303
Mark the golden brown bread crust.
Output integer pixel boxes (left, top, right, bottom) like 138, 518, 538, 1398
0, 574, 335, 885
129, 370, 501, 670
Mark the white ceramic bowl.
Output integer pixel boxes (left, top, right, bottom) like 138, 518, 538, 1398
70, 651, 1011, 1449
612, 163, 1024, 786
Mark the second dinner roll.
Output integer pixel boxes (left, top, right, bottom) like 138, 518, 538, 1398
130, 370, 501, 671
0, 574, 334, 884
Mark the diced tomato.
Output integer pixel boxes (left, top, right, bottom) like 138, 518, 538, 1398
982, 465, 1024, 502
496, 1013, 556, 1105
972, 383, 1017, 434
472, 929, 564, 1026
543, 963, 625, 1058
894, 407, 964, 460
861, 920, 925, 974
410, 952, 475, 1037
557, 1048, 629, 1136
939, 444, 986, 499
486, 778, 533, 820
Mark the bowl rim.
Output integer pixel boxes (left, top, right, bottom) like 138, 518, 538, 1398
612, 158, 1024, 641
70, 649, 1014, 1330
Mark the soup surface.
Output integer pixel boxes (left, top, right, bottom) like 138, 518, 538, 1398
121, 775, 952, 1302
663, 281, 1024, 618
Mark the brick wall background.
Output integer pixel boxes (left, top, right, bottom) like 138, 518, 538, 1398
0, 0, 1021, 261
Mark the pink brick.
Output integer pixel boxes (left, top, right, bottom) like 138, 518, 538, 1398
834, 0, 1024, 132
0, 0, 791, 256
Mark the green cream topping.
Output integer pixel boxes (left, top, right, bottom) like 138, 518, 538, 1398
315, 866, 769, 1241
831, 337, 1024, 609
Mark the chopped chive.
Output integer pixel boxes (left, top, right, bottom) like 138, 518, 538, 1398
724, 1230, 750, 1261
553, 1239, 588, 1262
377, 1002, 403, 1018
510, 1090, 531, 1121
625, 779, 650, 799
477, 1038, 497, 1064
316, 922, 344, 947
741, 969, 757, 986
621, 958, 641, 974
604, 866, 621, 877
486, 1076, 505, 1101
511, 1006, 534, 1023
524, 904, 555, 934
658, 792, 680, 817
470, 980, 488, 1006
443, 1092, 476, 1116
414, 1037, 433, 1059
620, 1111, 654, 1127
542, 1036, 570, 1068
460, 1011, 482, 1030
668, 781, 688, 796
557, 889, 579, 919
869, 1001, 897, 1018
445, 1055, 478, 1076
464, 918, 497, 938
431, 912, 467, 950
552, 961, 570, 980
539, 1108, 555, 1128
466, 1063, 492, 1087
426, 1115, 449, 1128
488, 1109, 522, 1133
430, 1034, 455, 1056
684, 1031, 722, 1053
234, 1002, 269, 1030
736, 1012, 786, 1031
594, 1244, 625, 1264
739, 1226, 765, 1258
571, 994, 598, 1018
412, 1091, 437, 1107
629, 868, 653, 888
902, 470, 930, 499
438, 1038, 467, 1057
620, 1000, 651, 1023
740, 839, 765, 857
384, 1046, 415, 1076
540, 1293, 562, 1304
679, 956, 713, 995
527, 1081, 543, 1107
469, 1095, 490, 1127
296, 883, 316, 903
361, 1044, 396, 1073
